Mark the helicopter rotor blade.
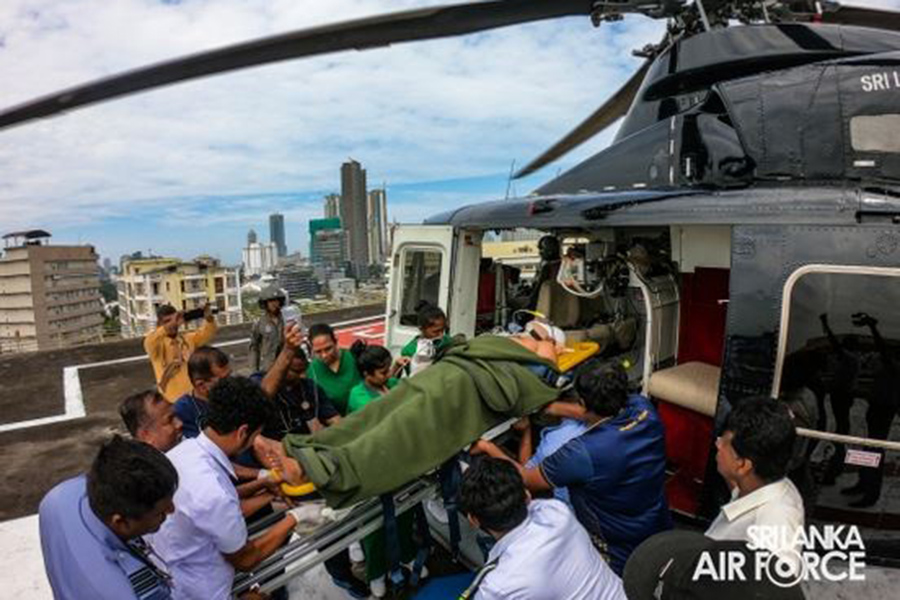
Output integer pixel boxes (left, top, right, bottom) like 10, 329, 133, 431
0, 0, 596, 131
817, 2, 900, 31
513, 59, 650, 179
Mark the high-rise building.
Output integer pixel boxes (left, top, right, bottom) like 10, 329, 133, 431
269, 213, 287, 258
324, 194, 340, 219
116, 256, 242, 338
340, 159, 369, 269
242, 239, 277, 278
309, 218, 345, 267
367, 188, 388, 264
247, 229, 258, 245
0, 230, 104, 353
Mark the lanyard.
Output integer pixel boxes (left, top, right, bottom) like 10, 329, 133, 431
126, 538, 173, 596
458, 558, 499, 600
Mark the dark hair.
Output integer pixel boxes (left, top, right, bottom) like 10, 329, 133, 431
188, 346, 230, 383
350, 341, 392, 376
575, 361, 629, 417
119, 390, 164, 436
415, 301, 446, 330
156, 304, 177, 321
459, 457, 528, 533
308, 322, 336, 343
538, 235, 561, 260
206, 376, 272, 435
87, 435, 178, 521
725, 397, 797, 483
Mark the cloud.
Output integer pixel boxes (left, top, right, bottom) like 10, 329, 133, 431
0, 0, 662, 244
2, 0, 898, 262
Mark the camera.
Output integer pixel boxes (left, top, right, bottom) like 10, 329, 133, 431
183, 306, 218, 321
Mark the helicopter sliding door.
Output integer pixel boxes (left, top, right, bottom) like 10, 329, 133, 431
719, 223, 900, 560
385, 225, 454, 356
774, 267, 900, 530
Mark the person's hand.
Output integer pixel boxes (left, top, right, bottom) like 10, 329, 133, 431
543, 401, 586, 419
257, 468, 282, 484
287, 501, 331, 534
469, 439, 497, 456
512, 416, 530, 432
852, 312, 877, 328
283, 323, 304, 350
391, 356, 411, 376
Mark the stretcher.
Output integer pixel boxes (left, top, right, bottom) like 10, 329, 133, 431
233, 478, 437, 596
234, 340, 602, 596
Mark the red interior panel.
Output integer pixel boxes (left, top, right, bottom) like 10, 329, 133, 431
661, 267, 730, 514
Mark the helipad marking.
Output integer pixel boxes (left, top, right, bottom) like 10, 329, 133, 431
0, 315, 385, 433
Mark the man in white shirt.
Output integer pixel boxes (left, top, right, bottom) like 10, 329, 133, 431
150, 376, 307, 600
458, 457, 625, 600
706, 397, 805, 571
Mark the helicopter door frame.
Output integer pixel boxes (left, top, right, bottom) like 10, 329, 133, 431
385, 225, 455, 356
772, 263, 900, 453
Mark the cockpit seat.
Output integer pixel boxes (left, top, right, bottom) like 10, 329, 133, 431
536, 280, 580, 329
648, 361, 720, 516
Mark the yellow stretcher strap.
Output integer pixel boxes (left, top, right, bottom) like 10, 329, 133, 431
281, 481, 317, 497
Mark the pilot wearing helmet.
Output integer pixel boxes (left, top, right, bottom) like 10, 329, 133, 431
249, 285, 287, 373
527, 235, 562, 310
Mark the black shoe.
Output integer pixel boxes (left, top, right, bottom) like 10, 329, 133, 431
849, 495, 879, 509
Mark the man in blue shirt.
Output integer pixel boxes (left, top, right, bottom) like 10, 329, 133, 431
120, 389, 184, 453
40, 436, 178, 600
459, 457, 625, 600
173, 346, 231, 439
254, 326, 341, 439
472, 362, 671, 575
150, 377, 305, 600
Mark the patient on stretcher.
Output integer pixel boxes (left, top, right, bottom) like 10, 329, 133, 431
264, 324, 580, 501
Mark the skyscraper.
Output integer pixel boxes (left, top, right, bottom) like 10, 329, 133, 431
309, 218, 345, 267
367, 188, 388, 264
269, 213, 287, 258
247, 228, 258, 245
323, 194, 340, 219
340, 159, 369, 269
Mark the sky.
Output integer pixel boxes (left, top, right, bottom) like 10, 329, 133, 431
0, 0, 897, 265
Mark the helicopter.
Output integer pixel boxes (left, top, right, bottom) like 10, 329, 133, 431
3, 0, 900, 571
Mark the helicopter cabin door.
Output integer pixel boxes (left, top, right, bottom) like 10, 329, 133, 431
385, 225, 455, 357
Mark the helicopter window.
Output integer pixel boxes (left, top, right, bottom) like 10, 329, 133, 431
774, 267, 900, 512
850, 115, 900, 153
398, 248, 443, 327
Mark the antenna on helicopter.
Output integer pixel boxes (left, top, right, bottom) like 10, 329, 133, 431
505, 159, 517, 200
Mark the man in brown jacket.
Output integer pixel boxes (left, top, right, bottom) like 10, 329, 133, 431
144, 304, 217, 402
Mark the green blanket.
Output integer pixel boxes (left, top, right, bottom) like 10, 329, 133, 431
282, 335, 560, 508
